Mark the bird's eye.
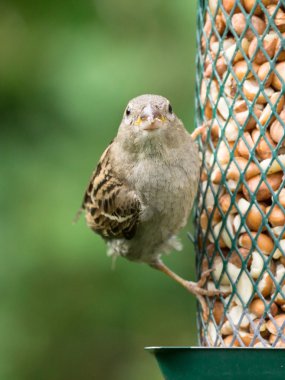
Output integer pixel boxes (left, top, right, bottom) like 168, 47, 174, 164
168, 104, 173, 114
125, 107, 131, 116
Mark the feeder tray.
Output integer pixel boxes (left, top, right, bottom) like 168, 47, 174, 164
147, 347, 285, 380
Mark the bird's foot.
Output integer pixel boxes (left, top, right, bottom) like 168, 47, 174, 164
184, 269, 223, 320
150, 260, 223, 320
191, 124, 208, 141
194, 269, 221, 295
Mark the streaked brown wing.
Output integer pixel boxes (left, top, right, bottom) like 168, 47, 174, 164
82, 145, 141, 240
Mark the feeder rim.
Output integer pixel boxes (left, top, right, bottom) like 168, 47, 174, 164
145, 346, 285, 352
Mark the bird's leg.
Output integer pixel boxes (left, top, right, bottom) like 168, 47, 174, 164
150, 259, 221, 319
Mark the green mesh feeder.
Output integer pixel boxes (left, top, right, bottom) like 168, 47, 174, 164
148, 0, 285, 378
195, 0, 285, 348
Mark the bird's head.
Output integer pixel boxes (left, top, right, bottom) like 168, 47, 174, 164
117, 94, 183, 152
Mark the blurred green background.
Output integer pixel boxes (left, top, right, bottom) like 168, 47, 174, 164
0, 1, 198, 379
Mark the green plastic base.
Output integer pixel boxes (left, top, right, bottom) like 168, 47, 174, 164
146, 347, 285, 380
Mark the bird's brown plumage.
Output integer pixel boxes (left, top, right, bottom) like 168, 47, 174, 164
82, 145, 141, 240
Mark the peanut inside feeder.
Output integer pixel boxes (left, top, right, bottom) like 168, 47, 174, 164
195, 0, 285, 348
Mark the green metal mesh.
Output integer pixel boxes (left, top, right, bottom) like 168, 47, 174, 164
195, 0, 285, 347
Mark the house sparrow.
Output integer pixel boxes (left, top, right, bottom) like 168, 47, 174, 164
79, 94, 219, 315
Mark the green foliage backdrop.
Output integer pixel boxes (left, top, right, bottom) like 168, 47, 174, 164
0, 1, 197, 379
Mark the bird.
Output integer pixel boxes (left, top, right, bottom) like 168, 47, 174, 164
78, 94, 220, 316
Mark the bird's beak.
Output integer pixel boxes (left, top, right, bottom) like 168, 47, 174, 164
134, 104, 166, 131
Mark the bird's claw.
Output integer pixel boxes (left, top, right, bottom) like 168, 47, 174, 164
184, 269, 224, 320
197, 268, 214, 288
197, 269, 224, 296
191, 123, 209, 141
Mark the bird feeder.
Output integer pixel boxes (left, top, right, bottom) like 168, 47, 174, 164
148, 0, 285, 378
195, 0, 285, 348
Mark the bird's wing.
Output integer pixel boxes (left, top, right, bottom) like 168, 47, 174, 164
82, 144, 141, 240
